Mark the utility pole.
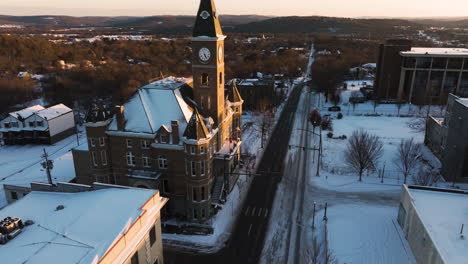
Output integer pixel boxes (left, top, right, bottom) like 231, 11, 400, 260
42, 148, 53, 184
312, 202, 316, 230
381, 162, 386, 184
316, 126, 322, 177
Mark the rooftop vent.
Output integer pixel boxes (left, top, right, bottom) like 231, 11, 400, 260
0, 217, 24, 245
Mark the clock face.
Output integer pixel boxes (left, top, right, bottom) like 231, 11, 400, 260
200, 11, 210, 20
199, 48, 211, 63
218, 46, 223, 63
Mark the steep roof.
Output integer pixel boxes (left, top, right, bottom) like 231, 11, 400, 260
108, 77, 194, 137
193, 0, 224, 38
227, 82, 243, 103
183, 109, 209, 140
0, 188, 157, 264
9, 105, 45, 120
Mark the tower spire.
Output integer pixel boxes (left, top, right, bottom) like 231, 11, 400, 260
193, 0, 223, 37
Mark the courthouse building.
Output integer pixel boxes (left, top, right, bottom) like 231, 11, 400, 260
73, 0, 244, 222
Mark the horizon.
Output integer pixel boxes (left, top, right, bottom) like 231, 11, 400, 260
0, 0, 468, 18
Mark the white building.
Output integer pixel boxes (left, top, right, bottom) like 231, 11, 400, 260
0, 104, 75, 145
0, 182, 168, 264
398, 185, 468, 264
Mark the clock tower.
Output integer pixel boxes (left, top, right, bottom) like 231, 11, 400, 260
192, 0, 225, 125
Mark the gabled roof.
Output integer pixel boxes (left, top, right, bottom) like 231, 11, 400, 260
108, 77, 194, 137
35, 104, 72, 120
227, 82, 243, 103
9, 105, 45, 120
183, 109, 209, 140
193, 0, 224, 38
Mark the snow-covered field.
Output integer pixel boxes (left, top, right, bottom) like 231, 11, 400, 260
0, 128, 85, 208
262, 78, 432, 263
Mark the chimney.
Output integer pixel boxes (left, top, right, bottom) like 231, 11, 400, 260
115, 105, 125, 131
171, 120, 179, 144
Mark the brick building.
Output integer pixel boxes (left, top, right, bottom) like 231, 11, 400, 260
237, 79, 277, 112
72, 0, 243, 222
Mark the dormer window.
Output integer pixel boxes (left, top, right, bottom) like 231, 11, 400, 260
190, 146, 196, 155
160, 134, 167, 144
36, 121, 43, 127
200, 146, 205, 154
29, 122, 35, 127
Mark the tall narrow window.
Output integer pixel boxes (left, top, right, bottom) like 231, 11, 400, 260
200, 146, 205, 154
162, 179, 170, 193
193, 187, 198, 201
158, 156, 168, 169
207, 97, 211, 110
126, 139, 133, 148
201, 186, 206, 200
91, 151, 98, 167
191, 161, 196, 176
90, 138, 96, 147
200, 161, 206, 176
219, 72, 223, 85
190, 146, 196, 155
143, 155, 151, 168
160, 134, 167, 143
99, 137, 105, 146
193, 208, 198, 219
201, 208, 206, 218
101, 151, 107, 166
126, 152, 136, 167
149, 225, 157, 246
201, 73, 209, 85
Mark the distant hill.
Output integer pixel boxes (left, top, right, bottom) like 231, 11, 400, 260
409, 18, 468, 28
0, 15, 140, 27
0, 14, 271, 28
231, 16, 420, 34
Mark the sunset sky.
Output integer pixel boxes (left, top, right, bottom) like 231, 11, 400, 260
0, 0, 467, 18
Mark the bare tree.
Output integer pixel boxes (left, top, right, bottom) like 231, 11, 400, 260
344, 129, 384, 181
309, 109, 322, 134
412, 167, 440, 186
394, 138, 421, 184
330, 91, 342, 106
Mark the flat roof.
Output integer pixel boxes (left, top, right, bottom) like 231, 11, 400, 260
401, 47, 468, 57
408, 186, 468, 264
0, 188, 157, 264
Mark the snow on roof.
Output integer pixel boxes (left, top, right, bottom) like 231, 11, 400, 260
36, 104, 72, 120
108, 77, 193, 137
9, 105, 45, 120
401, 47, 468, 57
408, 187, 468, 264
457, 98, 468, 107
0, 189, 156, 264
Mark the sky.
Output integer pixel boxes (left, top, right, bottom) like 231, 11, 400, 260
0, 0, 467, 18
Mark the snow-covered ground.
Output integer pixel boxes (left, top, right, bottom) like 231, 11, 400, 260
0, 127, 86, 208
262, 50, 428, 262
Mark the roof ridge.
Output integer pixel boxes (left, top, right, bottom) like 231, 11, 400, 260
137, 90, 155, 133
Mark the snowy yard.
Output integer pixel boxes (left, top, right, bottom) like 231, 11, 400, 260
0, 128, 85, 208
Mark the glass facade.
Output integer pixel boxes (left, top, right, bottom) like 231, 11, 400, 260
432, 58, 447, 69
428, 71, 443, 96
444, 72, 459, 93
416, 57, 432, 68
403, 57, 416, 68
448, 58, 463, 69
460, 72, 468, 96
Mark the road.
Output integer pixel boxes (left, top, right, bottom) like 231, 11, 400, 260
164, 46, 315, 264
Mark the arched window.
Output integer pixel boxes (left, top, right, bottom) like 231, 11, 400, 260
201, 73, 209, 85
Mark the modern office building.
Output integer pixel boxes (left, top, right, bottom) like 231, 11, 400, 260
425, 93, 468, 182
375, 40, 468, 105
